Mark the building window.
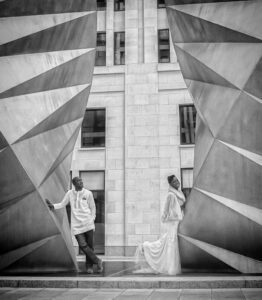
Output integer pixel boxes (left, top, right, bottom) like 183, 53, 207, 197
115, 0, 125, 11
181, 168, 193, 200
179, 104, 197, 144
158, 29, 170, 63
81, 109, 106, 148
80, 171, 105, 254
157, 0, 166, 8
95, 32, 106, 66
114, 32, 125, 65
97, 0, 106, 11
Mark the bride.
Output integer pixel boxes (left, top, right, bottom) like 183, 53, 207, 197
135, 175, 185, 275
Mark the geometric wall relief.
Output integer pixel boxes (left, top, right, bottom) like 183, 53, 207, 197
0, 0, 97, 273
166, 0, 262, 273
179, 233, 262, 274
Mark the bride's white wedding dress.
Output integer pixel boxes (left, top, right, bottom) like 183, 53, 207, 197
135, 187, 185, 275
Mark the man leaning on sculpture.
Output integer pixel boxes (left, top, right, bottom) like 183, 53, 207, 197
46, 177, 103, 274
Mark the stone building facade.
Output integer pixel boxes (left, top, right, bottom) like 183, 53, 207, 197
70, 0, 194, 256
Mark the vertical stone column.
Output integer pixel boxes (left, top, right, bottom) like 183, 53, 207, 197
123, 0, 160, 255
106, 0, 114, 66
125, 0, 139, 64
104, 0, 126, 256
144, 0, 158, 64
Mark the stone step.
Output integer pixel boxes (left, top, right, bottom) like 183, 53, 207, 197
0, 276, 261, 289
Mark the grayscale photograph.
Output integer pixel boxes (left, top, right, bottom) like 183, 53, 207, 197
0, 0, 261, 299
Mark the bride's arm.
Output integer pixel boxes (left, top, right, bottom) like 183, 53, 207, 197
175, 189, 186, 206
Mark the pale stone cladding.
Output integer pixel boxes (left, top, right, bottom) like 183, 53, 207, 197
71, 0, 194, 256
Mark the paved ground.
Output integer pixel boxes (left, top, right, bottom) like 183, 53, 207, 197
0, 288, 262, 300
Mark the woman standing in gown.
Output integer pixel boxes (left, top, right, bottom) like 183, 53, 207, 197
135, 175, 186, 275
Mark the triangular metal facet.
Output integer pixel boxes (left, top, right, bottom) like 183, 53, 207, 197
0, 12, 94, 45
167, 7, 261, 43
0, 49, 95, 99
244, 57, 262, 100
0, 0, 96, 18
180, 188, 262, 258
178, 43, 262, 89
196, 187, 262, 226
218, 91, 262, 156
0, 49, 93, 94
168, 1, 262, 40
6, 234, 78, 273
186, 79, 241, 138
179, 234, 262, 273
0, 146, 35, 204
194, 140, 262, 210
192, 116, 215, 181
0, 235, 58, 271
174, 44, 238, 90
178, 231, 234, 271
0, 130, 9, 150
11, 118, 82, 187
219, 141, 262, 167
0, 84, 89, 144
39, 124, 81, 187
0, 12, 97, 57
0, 191, 60, 258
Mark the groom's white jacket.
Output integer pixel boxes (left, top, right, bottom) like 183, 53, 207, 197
54, 188, 96, 235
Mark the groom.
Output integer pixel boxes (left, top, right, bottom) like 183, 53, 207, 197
46, 176, 103, 274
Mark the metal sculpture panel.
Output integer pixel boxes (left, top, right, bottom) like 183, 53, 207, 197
166, 0, 262, 273
0, 0, 97, 273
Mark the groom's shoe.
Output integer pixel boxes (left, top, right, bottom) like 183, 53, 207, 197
86, 266, 94, 274
97, 259, 103, 273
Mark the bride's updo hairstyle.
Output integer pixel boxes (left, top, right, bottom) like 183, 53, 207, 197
167, 174, 176, 184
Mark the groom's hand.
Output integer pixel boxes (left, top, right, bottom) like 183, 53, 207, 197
45, 199, 54, 210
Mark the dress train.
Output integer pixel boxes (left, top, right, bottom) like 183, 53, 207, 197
134, 221, 181, 275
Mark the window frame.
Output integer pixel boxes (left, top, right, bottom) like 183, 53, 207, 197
81, 108, 106, 148
158, 29, 170, 63
157, 0, 166, 8
95, 31, 106, 66
114, 31, 125, 65
179, 104, 197, 145
97, 0, 107, 11
114, 0, 125, 11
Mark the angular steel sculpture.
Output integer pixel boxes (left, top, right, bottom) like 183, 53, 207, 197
0, 0, 96, 273
166, 0, 262, 273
